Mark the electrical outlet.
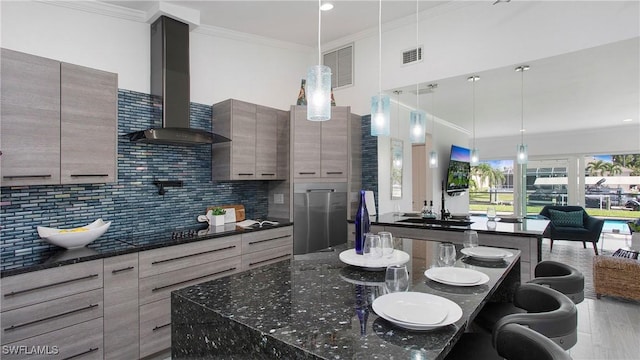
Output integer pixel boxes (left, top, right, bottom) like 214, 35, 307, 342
274, 193, 284, 204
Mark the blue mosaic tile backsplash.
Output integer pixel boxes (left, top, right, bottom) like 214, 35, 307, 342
0, 89, 270, 269
361, 115, 378, 213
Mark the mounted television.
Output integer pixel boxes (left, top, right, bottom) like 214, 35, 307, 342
446, 145, 471, 194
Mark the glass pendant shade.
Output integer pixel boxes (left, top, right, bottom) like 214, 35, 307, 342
517, 144, 528, 164
470, 148, 480, 166
306, 65, 332, 121
428, 150, 438, 168
409, 110, 426, 144
370, 94, 390, 136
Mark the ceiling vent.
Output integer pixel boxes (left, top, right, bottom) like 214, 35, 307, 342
402, 46, 423, 65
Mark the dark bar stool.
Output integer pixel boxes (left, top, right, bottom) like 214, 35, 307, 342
529, 260, 584, 304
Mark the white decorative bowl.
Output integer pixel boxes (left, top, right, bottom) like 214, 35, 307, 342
37, 219, 112, 249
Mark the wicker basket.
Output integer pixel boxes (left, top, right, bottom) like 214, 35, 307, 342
593, 255, 640, 301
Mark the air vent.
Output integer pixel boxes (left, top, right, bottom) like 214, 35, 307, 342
323, 44, 353, 88
402, 47, 422, 65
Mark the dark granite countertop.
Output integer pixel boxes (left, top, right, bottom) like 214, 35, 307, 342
1, 221, 293, 278
171, 240, 521, 359
352, 213, 549, 237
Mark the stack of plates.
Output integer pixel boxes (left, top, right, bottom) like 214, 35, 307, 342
460, 246, 513, 261
424, 267, 489, 286
372, 292, 462, 331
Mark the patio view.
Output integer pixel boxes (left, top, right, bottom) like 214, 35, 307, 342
469, 153, 640, 220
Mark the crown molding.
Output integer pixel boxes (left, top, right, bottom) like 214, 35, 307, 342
38, 1, 147, 23
194, 24, 313, 53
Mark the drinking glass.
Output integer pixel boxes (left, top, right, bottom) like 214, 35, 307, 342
487, 206, 497, 221
363, 234, 382, 259
486, 220, 497, 230
438, 243, 457, 267
385, 264, 410, 293
463, 230, 479, 248
378, 231, 394, 257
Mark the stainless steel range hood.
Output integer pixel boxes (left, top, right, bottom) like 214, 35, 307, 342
128, 16, 230, 146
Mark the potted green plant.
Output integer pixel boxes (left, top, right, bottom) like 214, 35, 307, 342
208, 207, 226, 227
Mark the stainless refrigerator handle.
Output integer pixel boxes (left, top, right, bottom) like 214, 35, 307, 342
307, 189, 335, 193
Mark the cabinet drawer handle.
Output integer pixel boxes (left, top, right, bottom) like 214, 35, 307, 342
151, 267, 237, 293
112, 266, 135, 274
298, 172, 316, 175
151, 245, 237, 265
237, 173, 254, 176
70, 174, 109, 177
4, 274, 100, 298
261, 173, 275, 176
248, 235, 291, 245
326, 171, 343, 175
4, 304, 99, 332
249, 253, 291, 267
3, 174, 52, 179
152, 323, 171, 332
62, 347, 100, 360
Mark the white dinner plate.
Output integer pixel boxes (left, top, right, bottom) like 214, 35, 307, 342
460, 246, 513, 261
424, 267, 490, 287
339, 249, 410, 269
372, 292, 463, 331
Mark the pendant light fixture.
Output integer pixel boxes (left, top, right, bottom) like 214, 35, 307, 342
306, 0, 332, 121
427, 83, 438, 168
409, 0, 426, 144
515, 65, 530, 164
468, 75, 480, 166
370, 0, 390, 136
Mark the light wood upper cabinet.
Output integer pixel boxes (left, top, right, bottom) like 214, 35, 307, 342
256, 105, 278, 179
1, 49, 61, 186
0, 49, 118, 187
291, 105, 350, 181
61, 62, 118, 184
212, 99, 288, 181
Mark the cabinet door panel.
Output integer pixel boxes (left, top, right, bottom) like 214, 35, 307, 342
60, 62, 117, 184
2, 317, 103, 360
1, 259, 103, 312
292, 106, 321, 178
276, 109, 290, 180
1, 288, 103, 345
0, 49, 61, 186
242, 226, 293, 254
255, 105, 278, 179
104, 253, 139, 360
139, 298, 170, 359
231, 100, 257, 179
321, 106, 349, 178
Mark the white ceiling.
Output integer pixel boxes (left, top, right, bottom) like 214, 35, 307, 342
103, 1, 639, 139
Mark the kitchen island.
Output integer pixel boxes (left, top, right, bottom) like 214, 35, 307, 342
350, 213, 549, 281
171, 240, 521, 359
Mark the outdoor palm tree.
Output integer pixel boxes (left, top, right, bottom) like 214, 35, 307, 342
586, 160, 607, 176
604, 162, 622, 176
472, 164, 505, 203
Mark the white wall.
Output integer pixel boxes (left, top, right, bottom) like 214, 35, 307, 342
0, 1, 314, 110
328, 1, 639, 213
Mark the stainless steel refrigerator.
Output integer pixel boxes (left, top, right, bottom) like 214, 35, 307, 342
293, 182, 348, 255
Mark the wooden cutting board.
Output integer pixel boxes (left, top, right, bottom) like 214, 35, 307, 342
206, 204, 245, 222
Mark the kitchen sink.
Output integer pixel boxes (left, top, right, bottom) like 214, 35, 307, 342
398, 218, 474, 227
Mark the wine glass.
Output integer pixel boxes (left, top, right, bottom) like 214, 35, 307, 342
463, 230, 479, 248
438, 243, 457, 267
487, 206, 497, 221
385, 264, 409, 293
363, 234, 382, 259
378, 231, 394, 258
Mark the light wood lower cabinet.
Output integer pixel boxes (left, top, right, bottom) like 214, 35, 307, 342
1, 318, 104, 360
0, 227, 294, 359
104, 253, 139, 360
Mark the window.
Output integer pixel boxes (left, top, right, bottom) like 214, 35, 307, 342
584, 154, 640, 212
323, 44, 353, 88
469, 159, 514, 215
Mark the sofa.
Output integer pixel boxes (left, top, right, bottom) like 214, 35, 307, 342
539, 205, 605, 255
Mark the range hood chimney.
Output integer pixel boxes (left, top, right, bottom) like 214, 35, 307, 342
128, 16, 230, 145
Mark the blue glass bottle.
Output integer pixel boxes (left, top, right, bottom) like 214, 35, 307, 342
355, 190, 370, 255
